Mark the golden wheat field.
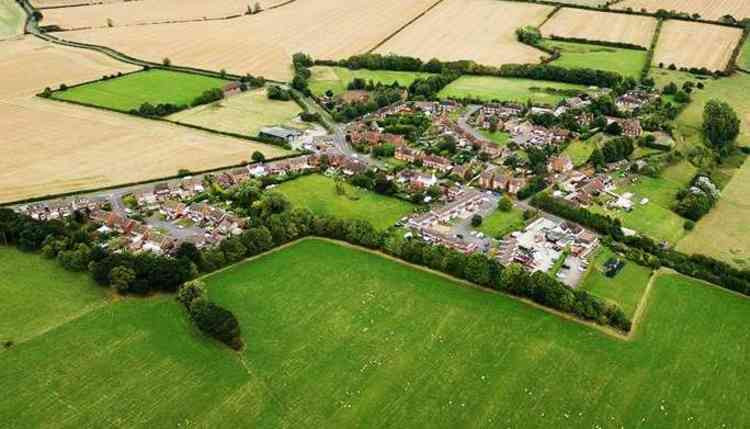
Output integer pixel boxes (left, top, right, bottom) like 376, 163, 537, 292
541, 8, 658, 48
54, 0, 439, 80
615, 0, 750, 21
653, 20, 742, 71
40, 0, 284, 30
375, 0, 554, 65
0, 38, 287, 203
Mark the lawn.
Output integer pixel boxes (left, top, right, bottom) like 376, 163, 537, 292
438, 75, 587, 105
562, 139, 595, 166
591, 198, 686, 244
540, 39, 648, 78
274, 174, 415, 230
479, 130, 511, 147
476, 207, 525, 238
0, 247, 109, 345
579, 247, 652, 317
51, 69, 230, 112
167, 87, 305, 137
621, 175, 683, 209
4, 240, 750, 427
308, 66, 431, 97
0, 0, 24, 39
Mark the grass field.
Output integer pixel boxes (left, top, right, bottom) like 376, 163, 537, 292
0, 0, 24, 40
274, 174, 415, 230
4, 240, 750, 427
579, 247, 652, 317
479, 130, 511, 147
622, 175, 683, 209
51, 69, 230, 112
438, 75, 586, 105
476, 207, 525, 238
654, 20, 743, 72
740, 38, 750, 70
591, 198, 686, 244
168, 87, 304, 137
540, 39, 648, 78
562, 139, 595, 166
308, 66, 430, 97
541, 8, 657, 48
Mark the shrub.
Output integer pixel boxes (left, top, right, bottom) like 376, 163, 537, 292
684, 220, 695, 231
471, 214, 483, 227
177, 280, 207, 308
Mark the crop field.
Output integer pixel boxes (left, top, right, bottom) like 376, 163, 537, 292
0, 247, 109, 345
51, 69, 229, 112
653, 21, 743, 71
438, 75, 587, 105
0, 0, 24, 40
579, 247, 652, 317
3, 240, 750, 427
375, 0, 554, 66
308, 66, 431, 97
57, 0, 439, 80
274, 175, 415, 230
168, 87, 304, 137
540, 8, 658, 48
540, 39, 648, 78
476, 207, 525, 238
31, 0, 123, 7
615, 0, 750, 22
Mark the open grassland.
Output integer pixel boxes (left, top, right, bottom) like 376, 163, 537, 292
591, 198, 686, 244
622, 174, 685, 209
274, 175, 414, 230
0, 0, 24, 40
308, 66, 431, 97
476, 207, 525, 238
580, 247, 652, 317
4, 240, 750, 427
438, 75, 587, 105
168, 87, 304, 137
654, 21, 743, 71
51, 69, 229, 112
615, 0, 750, 22
540, 39, 648, 78
0, 247, 109, 345
541, 8, 657, 48
58, 0, 439, 80
375, 0, 554, 66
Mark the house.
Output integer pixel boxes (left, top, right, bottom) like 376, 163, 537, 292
259, 127, 302, 143
341, 158, 368, 176
547, 155, 574, 174
411, 173, 438, 190
422, 154, 453, 172
607, 117, 643, 138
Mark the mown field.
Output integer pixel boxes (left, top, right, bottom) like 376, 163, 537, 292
740, 37, 750, 70
3, 240, 750, 427
591, 196, 686, 244
653, 20, 743, 71
562, 138, 595, 166
540, 39, 648, 78
579, 247, 652, 317
476, 207, 525, 238
274, 174, 415, 230
540, 8, 657, 48
168, 87, 304, 137
51, 69, 229, 112
308, 66, 431, 97
615, 0, 750, 22
438, 75, 587, 105
0, 0, 24, 40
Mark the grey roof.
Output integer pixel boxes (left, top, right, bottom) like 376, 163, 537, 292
260, 127, 302, 139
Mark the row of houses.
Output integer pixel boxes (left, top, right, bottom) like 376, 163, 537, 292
478, 169, 528, 195
16, 196, 108, 221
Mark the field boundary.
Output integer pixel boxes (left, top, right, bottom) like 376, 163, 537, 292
366, 0, 447, 54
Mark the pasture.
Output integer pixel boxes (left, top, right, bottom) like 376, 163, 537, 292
438, 75, 587, 105
541, 8, 657, 48
308, 66, 430, 97
0, 0, 24, 40
540, 39, 648, 78
375, 0, 554, 66
615, 0, 750, 22
476, 207, 525, 238
3, 240, 750, 427
653, 20, 743, 71
273, 174, 415, 230
58, 0, 440, 80
51, 69, 229, 112
579, 247, 652, 317
168, 87, 304, 137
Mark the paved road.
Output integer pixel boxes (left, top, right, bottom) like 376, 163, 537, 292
456, 105, 483, 140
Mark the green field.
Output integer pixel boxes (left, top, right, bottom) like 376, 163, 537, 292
541, 40, 648, 78
51, 69, 230, 112
591, 198, 686, 244
580, 247, 652, 317
477, 207, 525, 238
479, 130, 511, 147
274, 174, 415, 230
308, 66, 430, 97
562, 139, 595, 166
4, 240, 750, 427
739, 37, 750, 70
438, 75, 586, 105
0, 0, 24, 39
622, 175, 683, 209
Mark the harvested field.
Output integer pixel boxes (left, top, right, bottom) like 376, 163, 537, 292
653, 20, 743, 71
56, 0, 439, 80
615, 0, 750, 22
168, 87, 305, 137
31, 0, 123, 7
540, 8, 657, 48
376, 0, 554, 66
0, 0, 25, 40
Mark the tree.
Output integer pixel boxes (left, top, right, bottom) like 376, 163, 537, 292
589, 148, 605, 169
177, 280, 207, 308
251, 151, 266, 163
497, 196, 513, 212
189, 299, 243, 349
605, 121, 623, 136
471, 214, 483, 227
110, 266, 136, 294
162, 57, 171, 66
703, 100, 740, 154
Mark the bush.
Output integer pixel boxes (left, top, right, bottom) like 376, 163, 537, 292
498, 196, 513, 212
177, 280, 207, 308
267, 85, 291, 101
189, 298, 243, 350
684, 220, 695, 231
191, 88, 224, 107
471, 214, 483, 227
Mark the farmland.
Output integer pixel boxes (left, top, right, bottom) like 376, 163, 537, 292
579, 247, 652, 317
540, 39, 648, 78
375, 0, 554, 66
51, 69, 229, 112
540, 8, 658, 48
438, 75, 587, 105
615, 0, 750, 22
57, 0, 440, 80
3, 240, 750, 427
274, 175, 415, 230
0, 0, 24, 40
653, 21, 743, 71
308, 66, 431, 97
